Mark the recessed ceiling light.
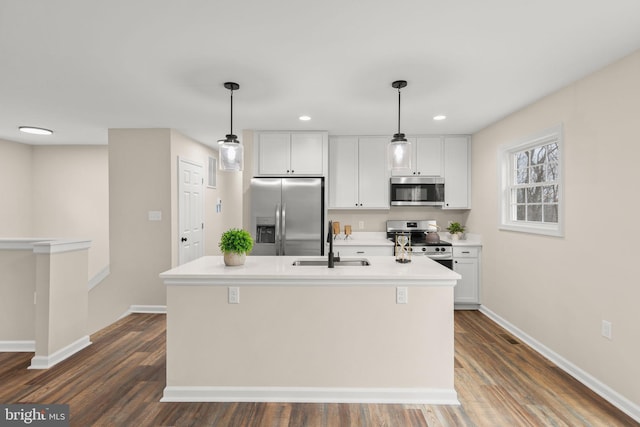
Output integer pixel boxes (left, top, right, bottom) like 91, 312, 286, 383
433, 115, 447, 121
299, 115, 311, 121
19, 126, 53, 135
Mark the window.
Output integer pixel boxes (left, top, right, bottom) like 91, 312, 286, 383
208, 156, 217, 188
499, 125, 563, 237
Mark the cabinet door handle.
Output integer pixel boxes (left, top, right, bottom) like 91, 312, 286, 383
356, 251, 365, 254
462, 251, 470, 254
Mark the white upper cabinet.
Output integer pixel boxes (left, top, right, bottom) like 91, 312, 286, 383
328, 136, 358, 208
329, 136, 389, 209
357, 137, 389, 208
256, 132, 327, 176
391, 137, 443, 176
443, 136, 471, 209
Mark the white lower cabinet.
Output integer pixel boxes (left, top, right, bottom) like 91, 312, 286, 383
453, 246, 480, 309
334, 245, 394, 257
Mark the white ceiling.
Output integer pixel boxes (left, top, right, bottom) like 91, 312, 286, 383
2, 0, 640, 147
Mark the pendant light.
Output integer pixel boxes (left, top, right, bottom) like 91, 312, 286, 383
219, 82, 243, 171
388, 80, 412, 172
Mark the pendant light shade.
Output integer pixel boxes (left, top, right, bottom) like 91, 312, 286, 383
388, 80, 412, 172
219, 82, 243, 172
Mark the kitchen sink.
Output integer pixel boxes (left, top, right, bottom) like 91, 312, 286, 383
292, 258, 370, 267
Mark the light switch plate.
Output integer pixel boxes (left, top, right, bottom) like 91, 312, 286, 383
148, 211, 162, 221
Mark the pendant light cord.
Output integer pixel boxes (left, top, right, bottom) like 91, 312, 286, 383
397, 87, 401, 135
229, 88, 234, 136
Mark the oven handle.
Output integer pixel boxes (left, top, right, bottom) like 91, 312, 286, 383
426, 253, 453, 259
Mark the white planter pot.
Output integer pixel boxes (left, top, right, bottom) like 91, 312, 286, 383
223, 252, 246, 266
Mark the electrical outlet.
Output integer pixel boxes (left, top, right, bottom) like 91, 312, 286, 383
601, 320, 612, 340
358, 221, 365, 229
396, 287, 408, 304
228, 287, 240, 304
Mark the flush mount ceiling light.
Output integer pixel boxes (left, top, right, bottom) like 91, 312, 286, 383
218, 82, 243, 172
433, 115, 447, 121
388, 80, 412, 172
19, 126, 53, 135
299, 115, 311, 121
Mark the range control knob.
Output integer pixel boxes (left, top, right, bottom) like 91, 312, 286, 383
421, 247, 427, 252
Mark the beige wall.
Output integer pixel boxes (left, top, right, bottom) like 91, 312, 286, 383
0, 141, 109, 281
89, 129, 173, 331
169, 130, 243, 264
35, 249, 89, 356
88, 128, 243, 333
0, 140, 33, 236
0, 250, 36, 341
0, 129, 243, 335
469, 50, 640, 406
31, 146, 109, 280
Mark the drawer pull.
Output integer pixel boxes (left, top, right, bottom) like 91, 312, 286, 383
462, 251, 470, 254
356, 251, 365, 254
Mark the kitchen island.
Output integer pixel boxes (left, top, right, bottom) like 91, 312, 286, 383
159, 255, 460, 404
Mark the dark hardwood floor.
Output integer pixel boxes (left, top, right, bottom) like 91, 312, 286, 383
0, 312, 637, 426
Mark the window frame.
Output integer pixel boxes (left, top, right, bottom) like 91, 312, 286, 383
498, 124, 564, 237
207, 156, 217, 188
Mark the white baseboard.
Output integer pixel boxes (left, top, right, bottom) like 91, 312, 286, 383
129, 305, 167, 314
161, 386, 459, 404
28, 335, 92, 370
479, 306, 640, 424
88, 265, 110, 290
0, 340, 35, 352
118, 305, 167, 320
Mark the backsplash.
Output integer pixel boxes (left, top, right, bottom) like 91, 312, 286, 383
327, 207, 470, 232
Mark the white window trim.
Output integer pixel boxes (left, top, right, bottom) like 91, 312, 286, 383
498, 124, 564, 237
208, 156, 217, 188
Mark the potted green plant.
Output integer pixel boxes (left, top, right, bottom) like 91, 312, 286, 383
446, 222, 466, 240
219, 228, 254, 266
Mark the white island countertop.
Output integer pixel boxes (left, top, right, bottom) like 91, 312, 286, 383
160, 255, 460, 287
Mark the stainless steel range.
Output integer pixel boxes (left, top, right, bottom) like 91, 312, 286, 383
386, 220, 453, 269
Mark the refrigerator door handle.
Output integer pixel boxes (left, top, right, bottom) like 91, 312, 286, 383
275, 203, 281, 256
281, 203, 287, 256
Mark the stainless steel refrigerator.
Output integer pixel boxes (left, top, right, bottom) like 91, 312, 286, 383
250, 177, 325, 256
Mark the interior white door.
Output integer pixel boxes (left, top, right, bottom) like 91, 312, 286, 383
178, 158, 204, 265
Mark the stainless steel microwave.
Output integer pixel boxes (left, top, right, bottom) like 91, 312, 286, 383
389, 176, 445, 206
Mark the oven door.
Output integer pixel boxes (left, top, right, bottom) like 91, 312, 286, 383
432, 258, 453, 270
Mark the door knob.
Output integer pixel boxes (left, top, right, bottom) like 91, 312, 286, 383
181, 237, 187, 242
